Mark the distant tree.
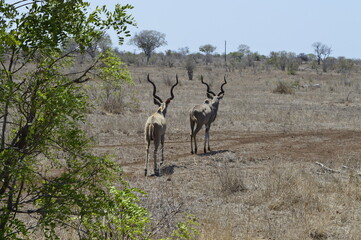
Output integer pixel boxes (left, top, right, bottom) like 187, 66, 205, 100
312, 42, 332, 65
229, 51, 241, 60
199, 44, 216, 65
199, 44, 216, 55
237, 44, 251, 60
252, 52, 262, 61
336, 57, 354, 75
85, 33, 113, 58
178, 47, 190, 56
278, 51, 288, 71
269, 51, 288, 71
286, 52, 299, 75
297, 53, 309, 62
268, 51, 299, 74
307, 53, 317, 62
162, 50, 176, 67
98, 33, 113, 53
129, 30, 167, 63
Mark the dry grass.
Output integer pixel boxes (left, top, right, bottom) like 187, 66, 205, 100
211, 154, 247, 196
82, 62, 361, 239
273, 81, 295, 94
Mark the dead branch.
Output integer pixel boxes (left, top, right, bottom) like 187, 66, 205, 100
315, 161, 341, 173
315, 162, 361, 176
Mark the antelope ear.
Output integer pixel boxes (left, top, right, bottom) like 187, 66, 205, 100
206, 93, 214, 99
157, 103, 166, 113
217, 94, 224, 100
154, 98, 162, 106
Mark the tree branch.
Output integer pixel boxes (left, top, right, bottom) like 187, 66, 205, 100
57, 58, 99, 88
13, 48, 38, 74
12, 0, 43, 9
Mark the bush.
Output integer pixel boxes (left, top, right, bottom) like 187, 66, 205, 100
287, 59, 299, 75
273, 81, 295, 94
185, 58, 196, 80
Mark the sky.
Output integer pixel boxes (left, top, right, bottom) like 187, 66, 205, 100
92, 0, 361, 58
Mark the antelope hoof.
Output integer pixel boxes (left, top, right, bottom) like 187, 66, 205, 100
144, 169, 147, 176
155, 169, 160, 177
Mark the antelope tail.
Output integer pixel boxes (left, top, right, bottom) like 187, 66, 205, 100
190, 112, 197, 122
146, 123, 154, 141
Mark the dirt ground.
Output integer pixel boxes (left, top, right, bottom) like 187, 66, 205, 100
94, 129, 361, 176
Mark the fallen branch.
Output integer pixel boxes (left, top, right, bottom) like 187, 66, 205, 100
315, 162, 341, 173
315, 162, 361, 176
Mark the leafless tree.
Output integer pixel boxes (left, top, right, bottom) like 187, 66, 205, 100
312, 42, 332, 65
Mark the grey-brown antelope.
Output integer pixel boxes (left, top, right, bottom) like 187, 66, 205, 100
189, 76, 227, 154
145, 74, 178, 176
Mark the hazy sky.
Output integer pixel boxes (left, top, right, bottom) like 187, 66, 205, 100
91, 0, 361, 59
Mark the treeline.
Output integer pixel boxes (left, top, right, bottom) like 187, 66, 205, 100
62, 31, 360, 78
113, 48, 359, 77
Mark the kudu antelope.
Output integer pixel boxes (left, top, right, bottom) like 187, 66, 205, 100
144, 74, 178, 176
189, 76, 227, 154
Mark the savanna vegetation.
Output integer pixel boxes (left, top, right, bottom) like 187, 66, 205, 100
2, 0, 361, 239
113, 53, 361, 239
0, 1, 196, 239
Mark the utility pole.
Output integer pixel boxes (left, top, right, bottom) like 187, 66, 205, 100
224, 40, 227, 64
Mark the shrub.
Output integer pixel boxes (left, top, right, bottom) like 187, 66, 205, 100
287, 59, 299, 75
214, 161, 247, 195
273, 81, 295, 94
185, 58, 196, 80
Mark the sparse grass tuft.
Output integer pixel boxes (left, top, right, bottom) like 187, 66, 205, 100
102, 93, 126, 114
199, 212, 233, 240
213, 160, 247, 195
162, 74, 174, 86
310, 230, 328, 240
273, 81, 295, 94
